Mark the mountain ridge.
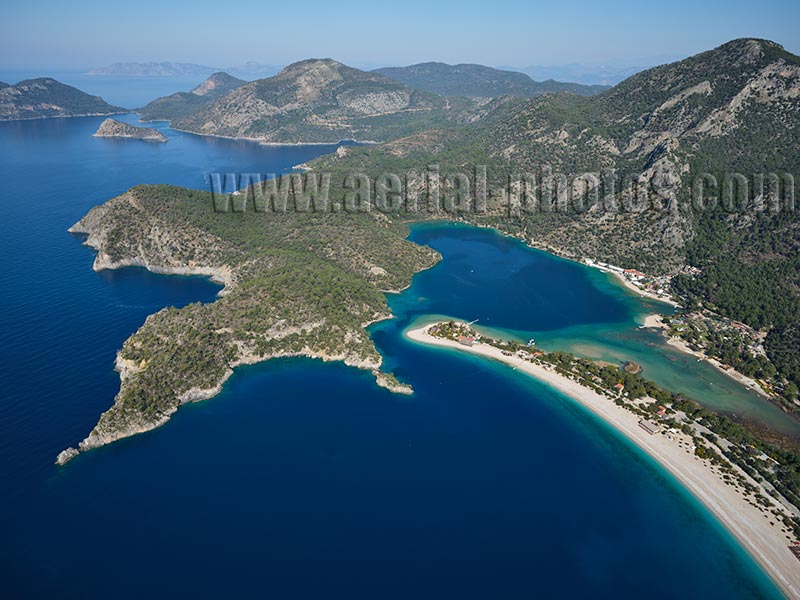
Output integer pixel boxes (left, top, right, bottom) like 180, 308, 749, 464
172, 58, 493, 143
0, 77, 125, 120
373, 62, 608, 97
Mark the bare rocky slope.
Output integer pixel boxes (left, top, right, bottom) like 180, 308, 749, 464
172, 58, 490, 143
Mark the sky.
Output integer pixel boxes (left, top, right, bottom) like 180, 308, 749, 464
2, 0, 800, 71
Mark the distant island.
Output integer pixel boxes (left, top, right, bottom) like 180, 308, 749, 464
87, 62, 220, 77
503, 62, 650, 86
93, 118, 167, 142
86, 61, 282, 79
0, 78, 124, 121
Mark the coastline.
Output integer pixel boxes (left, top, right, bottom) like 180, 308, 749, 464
605, 269, 680, 307
0, 110, 128, 123
57, 342, 404, 466
406, 323, 800, 599
166, 123, 379, 147
641, 314, 773, 400
57, 211, 423, 465
489, 227, 786, 406
408, 219, 779, 406
420, 218, 680, 308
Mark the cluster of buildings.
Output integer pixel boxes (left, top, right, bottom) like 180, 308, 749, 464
669, 311, 766, 355
583, 258, 673, 298
680, 265, 703, 277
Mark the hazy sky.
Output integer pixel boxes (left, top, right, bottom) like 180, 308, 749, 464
2, 0, 799, 70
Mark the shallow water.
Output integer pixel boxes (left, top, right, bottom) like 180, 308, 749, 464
401, 222, 800, 437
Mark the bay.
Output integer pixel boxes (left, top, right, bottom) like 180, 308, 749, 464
0, 115, 785, 599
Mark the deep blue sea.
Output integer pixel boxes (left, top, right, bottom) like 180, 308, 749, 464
0, 113, 786, 599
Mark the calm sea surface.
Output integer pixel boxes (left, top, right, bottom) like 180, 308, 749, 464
0, 113, 786, 598
0, 70, 218, 108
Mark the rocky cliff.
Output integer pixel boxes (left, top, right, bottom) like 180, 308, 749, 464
189, 72, 246, 97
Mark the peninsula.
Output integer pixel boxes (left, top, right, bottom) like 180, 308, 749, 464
93, 118, 168, 142
56, 183, 436, 465
408, 320, 800, 598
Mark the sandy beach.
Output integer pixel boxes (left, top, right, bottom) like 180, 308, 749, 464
606, 270, 681, 307
406, 324, 800, 599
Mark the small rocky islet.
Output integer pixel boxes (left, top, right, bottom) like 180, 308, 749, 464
93, 118, 168, 142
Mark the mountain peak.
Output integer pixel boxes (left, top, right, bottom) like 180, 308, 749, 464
716, 37, 784, 52
279, 58, 348, 75
17, 77, 60, 86
190, 72, 245, 97
690, 37, 800, 69
138, 72, 247, 120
